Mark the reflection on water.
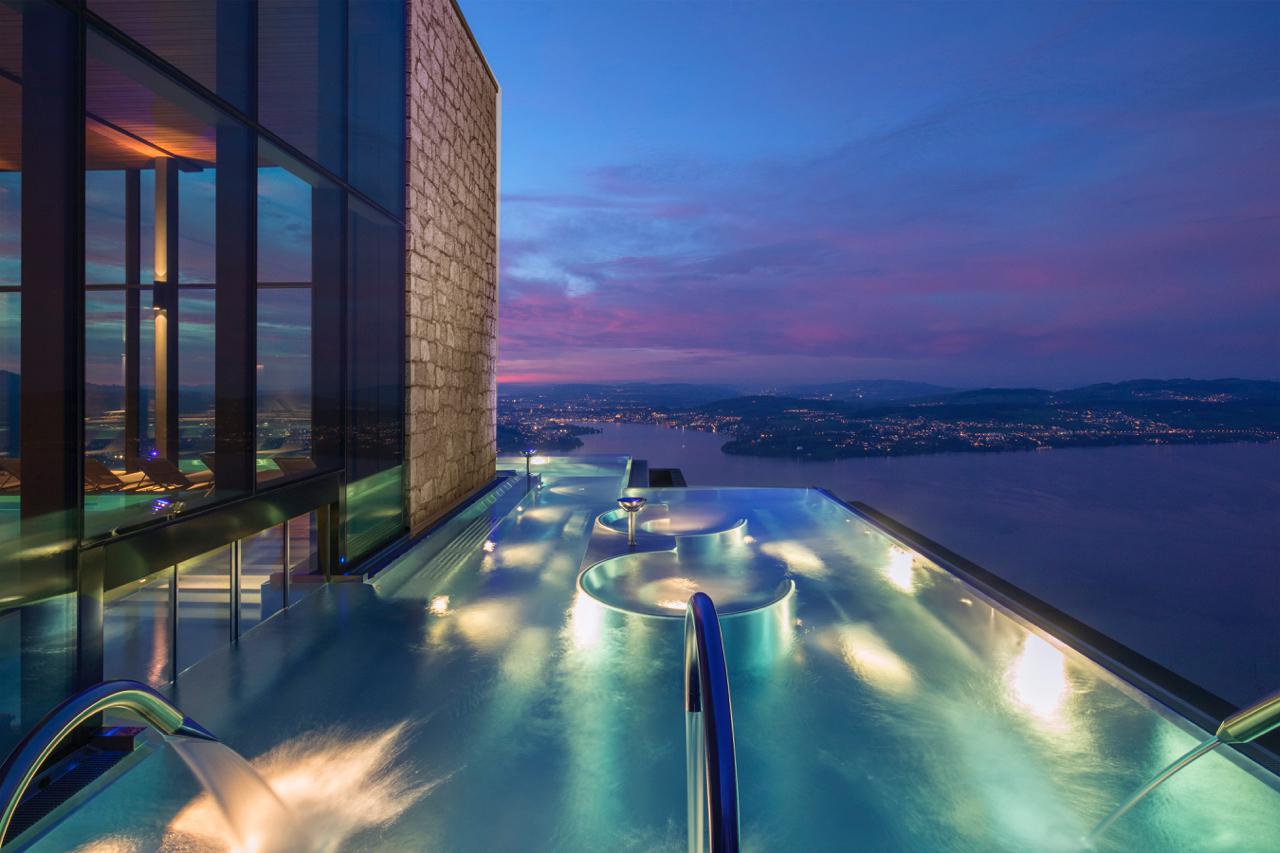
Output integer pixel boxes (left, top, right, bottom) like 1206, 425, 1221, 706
1008, 634, 1069, 721
880, 545, 916, 593
163, 723, 444, 852
827, 623, 915, 695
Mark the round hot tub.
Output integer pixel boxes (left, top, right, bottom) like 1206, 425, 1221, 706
595, 503, 746, 539
578, 550, 791, 618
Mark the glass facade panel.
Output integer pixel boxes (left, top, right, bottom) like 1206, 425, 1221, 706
256, 145, 344, 483
348, 201, 404, 481
176, 544, 231, 674
103, 566, 173, 689
240, 526, 284, 633
86, 0, 252, 111
287, 511, 321, 591
348, 0, 405, 212
84, 30, 243, 534
259, 0, 344, 174
0, 0, 419, 759
0, 1, 22, 551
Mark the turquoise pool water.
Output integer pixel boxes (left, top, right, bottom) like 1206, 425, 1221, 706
22, 456, 1280, 851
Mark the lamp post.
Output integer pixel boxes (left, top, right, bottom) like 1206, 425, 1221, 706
617, 496, 647, 547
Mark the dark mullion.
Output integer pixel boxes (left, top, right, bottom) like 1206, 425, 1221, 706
18, 0, 85, 728
153, 156, 180, 463
212, 0, 257, 498
124, 168, 140, 470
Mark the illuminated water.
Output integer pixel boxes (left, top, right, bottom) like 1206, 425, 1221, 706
569, 423, 1280, 707
25, 456, 1280, 851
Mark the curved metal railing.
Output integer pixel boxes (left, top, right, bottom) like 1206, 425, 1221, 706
684, 592, 740, 853
0, 680, 217, 846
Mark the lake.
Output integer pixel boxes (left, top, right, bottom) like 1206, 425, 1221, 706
568, 422, 1280, 709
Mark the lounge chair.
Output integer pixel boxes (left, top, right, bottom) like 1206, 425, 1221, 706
0, 458, 19, 492
137, 458, 213, 492
273, 456, 316, 477
83, 458, 145, 493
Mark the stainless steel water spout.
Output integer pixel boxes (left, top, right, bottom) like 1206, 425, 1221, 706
1089, 687, 1280, 844
0, 680, 217, 845
1216, 688, 1280, 744
617, 496, 647, 547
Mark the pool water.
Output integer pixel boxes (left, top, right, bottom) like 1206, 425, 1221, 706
24, 456, 1280, 851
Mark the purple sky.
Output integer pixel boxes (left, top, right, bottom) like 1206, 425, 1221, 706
462, 1, 1279, 388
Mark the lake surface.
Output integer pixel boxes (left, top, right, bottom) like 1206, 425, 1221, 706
568, 423, 1280, 708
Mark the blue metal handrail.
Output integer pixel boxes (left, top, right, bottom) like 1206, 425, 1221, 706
684, 592, 741, 853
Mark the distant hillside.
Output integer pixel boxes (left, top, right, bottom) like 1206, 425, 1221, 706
501, 382, 740, 407
699, 378, 1280, 419
773, 379, 955, 403
702, 378, 1280, 460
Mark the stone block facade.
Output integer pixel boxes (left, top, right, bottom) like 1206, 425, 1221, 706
405, 0, 499, 534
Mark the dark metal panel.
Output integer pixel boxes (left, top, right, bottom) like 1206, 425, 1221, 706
123, 169, 140, 470
152, 156, 179, 463
93, 471, 340, 591
214, 121, 257, 496
311, 187, 346, 473
75, 548, 105, 688
18, 0, 84, 726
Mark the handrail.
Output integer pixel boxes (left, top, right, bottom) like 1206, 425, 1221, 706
0, 680, 216, 846
684, 592, 741, 853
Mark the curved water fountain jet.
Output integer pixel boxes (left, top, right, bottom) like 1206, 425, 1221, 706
1088, 688, 1280, 844
0, 680, 212, 844
0, 680, 304, 851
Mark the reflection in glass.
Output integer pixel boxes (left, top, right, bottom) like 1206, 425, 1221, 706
104, 567, 174, 689
257, 157, 318, 483
87, 0, 224, 106
240, 527, 285, 633
177, 545, 231, 674
83, 31, 233, 534
349, 0, 406, 211
259, 0, 344, 174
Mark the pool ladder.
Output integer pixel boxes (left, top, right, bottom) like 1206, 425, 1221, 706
685, 592, 741, 853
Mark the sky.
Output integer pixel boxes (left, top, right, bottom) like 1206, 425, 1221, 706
462, 0, 1280, 389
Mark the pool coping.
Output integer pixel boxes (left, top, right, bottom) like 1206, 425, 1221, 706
813, 489, 1280, 778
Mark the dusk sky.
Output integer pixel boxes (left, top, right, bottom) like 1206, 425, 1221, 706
462, 0, 1279, 389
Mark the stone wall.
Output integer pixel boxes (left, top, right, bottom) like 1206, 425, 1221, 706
405, 0, 499, 534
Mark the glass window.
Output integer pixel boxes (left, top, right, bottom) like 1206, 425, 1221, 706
284, 511, 324, 604
86, 0, 253, 113
348, 200, 404, 482
84, 30, 243, 534
257, 143, 344, 483
0, 1, 21, 532
176, 544, 231, 674
348, 0, 405, 212
104, 566, 173, 689
346, 199, 404, 558
239, 526, 284, 632
259, 0, 345, 174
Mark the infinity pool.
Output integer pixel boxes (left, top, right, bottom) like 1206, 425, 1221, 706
25, 456, 1280, 851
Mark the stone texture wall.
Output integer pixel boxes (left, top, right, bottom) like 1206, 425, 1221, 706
405, 0, 499, 534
